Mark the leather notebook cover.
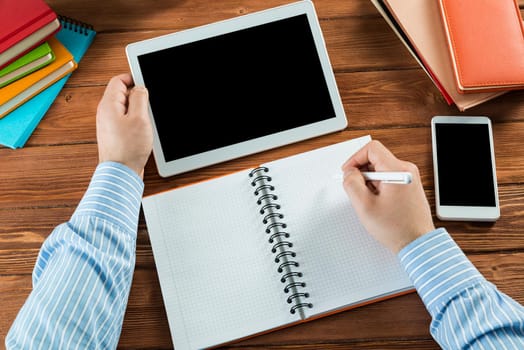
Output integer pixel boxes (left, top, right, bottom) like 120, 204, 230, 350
439, 0, 524, 93
382, 0, 505, 111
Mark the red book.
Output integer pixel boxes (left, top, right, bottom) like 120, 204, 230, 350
0, 0, 61, 69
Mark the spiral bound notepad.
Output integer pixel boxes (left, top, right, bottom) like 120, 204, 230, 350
142, 135, 414, 350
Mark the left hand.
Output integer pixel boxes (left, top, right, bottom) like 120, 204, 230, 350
96, 73, 153, 178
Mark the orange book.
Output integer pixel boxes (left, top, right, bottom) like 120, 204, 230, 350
372, 0, 506, 111
0, 37, 77, 118
439, 0, 524, 93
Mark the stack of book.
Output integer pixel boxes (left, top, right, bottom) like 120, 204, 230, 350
371, 0, 524, 112
0, 0, 96, 149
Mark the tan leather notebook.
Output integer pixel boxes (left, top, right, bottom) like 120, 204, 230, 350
375, 0, 505, 111
439, 0, 524, 93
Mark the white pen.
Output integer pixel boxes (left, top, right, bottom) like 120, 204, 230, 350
333, 171, 412, 184
362, 171, 412, 184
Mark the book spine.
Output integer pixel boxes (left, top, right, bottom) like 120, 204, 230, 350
249, 166, 312, 320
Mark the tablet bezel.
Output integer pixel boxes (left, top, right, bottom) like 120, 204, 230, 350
126, 0, 347, 177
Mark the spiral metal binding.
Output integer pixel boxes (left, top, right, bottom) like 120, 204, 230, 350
287, 292, 309, 304
251, 175, 271, 186
290, 303, 313, 315
260, 203, 280, 214
257, 193, 277, 205
249, 166, 312, 317
271, 241, 292, 253
284, 282, 305, 293
265, 222, 286, 233
268, 231, 289, 243
262, 212, 283, 224
254, 184, 274, 196
275, 251, 296, 263
280, 271, 302, 282
277, 261, 298, 273
58, 15, 94, 35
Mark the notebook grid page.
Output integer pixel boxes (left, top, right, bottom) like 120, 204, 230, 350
264, 136, 412, 318
143, 170, 298, 350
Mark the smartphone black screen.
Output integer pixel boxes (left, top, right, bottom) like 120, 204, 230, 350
435, 123, 497, 207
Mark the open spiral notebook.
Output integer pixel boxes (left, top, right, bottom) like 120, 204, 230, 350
142, 135, 414, 350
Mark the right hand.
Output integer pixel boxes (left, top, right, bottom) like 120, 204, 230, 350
341, 140, 435, 253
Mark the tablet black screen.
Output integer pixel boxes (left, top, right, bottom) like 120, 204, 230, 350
138, 14, 336, 162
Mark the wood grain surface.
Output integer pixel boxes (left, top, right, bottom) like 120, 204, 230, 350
1, 1, 523, 349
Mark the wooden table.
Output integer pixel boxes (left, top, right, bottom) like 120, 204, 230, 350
2, 1, 524, 349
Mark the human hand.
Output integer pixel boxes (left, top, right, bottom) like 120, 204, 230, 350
341, 140, 435, 253
96, 73, 153, 178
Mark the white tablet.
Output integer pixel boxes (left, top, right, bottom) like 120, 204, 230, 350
126, 0, 347, 177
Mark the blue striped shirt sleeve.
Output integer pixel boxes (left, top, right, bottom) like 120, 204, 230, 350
399, 227, 524, 349
5, 162, 144, 350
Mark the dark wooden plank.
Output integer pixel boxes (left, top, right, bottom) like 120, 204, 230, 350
222, 342, 440, 350
60, 17, 421, 88
2, 252, 522, 348
341, 71, 524, 129
0, 143, 97, 209
2, 125, 523, 208
138, 124, 524, 194
429, 185, 524, 252
24, 67, 524, 147
2, 1, 523, 349
49, 6, 524, 88
44, 0, 524, 33
24, 85, 102, 145
46, 0, 381, 33
1, 182, 524, 277
0, 207, 154, 274
0, 276, 32, 345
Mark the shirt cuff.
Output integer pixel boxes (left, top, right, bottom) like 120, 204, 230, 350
73, 161, 144, 235
398, 227, 486, 318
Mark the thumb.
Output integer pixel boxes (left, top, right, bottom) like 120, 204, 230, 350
127, 86, 149, 120
342, 168, 374, 207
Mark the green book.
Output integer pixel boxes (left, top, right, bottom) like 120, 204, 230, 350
0, 42, 55, 88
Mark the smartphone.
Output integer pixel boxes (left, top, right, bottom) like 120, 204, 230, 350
431, 116, 500, 221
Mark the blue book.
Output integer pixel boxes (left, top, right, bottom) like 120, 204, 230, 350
0, 16, 96, 149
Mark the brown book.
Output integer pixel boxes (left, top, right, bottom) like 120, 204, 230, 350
371, 0, 506, 111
